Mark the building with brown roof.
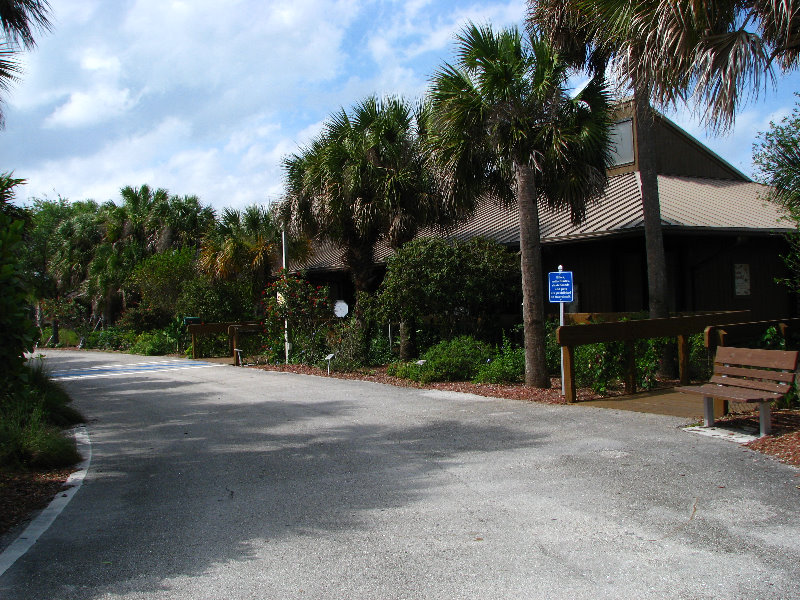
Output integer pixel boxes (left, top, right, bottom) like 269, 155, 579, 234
292, 101, 795, 320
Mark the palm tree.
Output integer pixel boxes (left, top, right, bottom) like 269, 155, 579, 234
604, 0, 799, 131
87, 184, 214, 322
199, 205, 282, 287
530, 0, 670, 321
280, 95, 461, 297
428, 23, 612, 387
0, 0, 51, 126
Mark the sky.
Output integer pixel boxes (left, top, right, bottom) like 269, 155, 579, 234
2, 0, 799, 211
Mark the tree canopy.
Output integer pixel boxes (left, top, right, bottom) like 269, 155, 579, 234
428, 23, 612, 386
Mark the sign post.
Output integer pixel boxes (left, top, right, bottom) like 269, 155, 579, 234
548, 266, 573, 396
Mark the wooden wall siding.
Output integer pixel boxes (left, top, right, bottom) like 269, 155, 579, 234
545, 234, 793, 319
675, 235, 792, 320
654, 119, 747, 181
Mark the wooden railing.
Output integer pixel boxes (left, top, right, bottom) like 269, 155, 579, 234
704, 318, 800, 349
556, 311, 750, 403
186, 321, 262, 359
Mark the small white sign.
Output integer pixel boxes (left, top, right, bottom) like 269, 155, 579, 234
734, 264, 750, 296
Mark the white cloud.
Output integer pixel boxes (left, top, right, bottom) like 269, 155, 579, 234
45, 85, 138, 128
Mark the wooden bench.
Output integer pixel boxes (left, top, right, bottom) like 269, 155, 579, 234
677, 346, 798, 437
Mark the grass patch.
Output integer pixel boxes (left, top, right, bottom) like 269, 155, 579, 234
0, 360, 84, 470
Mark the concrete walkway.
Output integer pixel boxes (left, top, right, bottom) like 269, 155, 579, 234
580, 388, 706, 419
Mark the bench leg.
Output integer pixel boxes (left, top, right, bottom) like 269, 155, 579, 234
757, 401, 772, 437
703, 396, 715, 427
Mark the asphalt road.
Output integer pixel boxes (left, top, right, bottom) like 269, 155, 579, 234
1, 349, 798, 599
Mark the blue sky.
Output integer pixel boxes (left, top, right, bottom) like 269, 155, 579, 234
2, 0, 799, 210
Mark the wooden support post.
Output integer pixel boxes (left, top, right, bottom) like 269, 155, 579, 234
232, 327, 240, 365
624, 341, 636, 395
191, 332, 197, 359
563, 345, 576, 403
677, 333, 690, 385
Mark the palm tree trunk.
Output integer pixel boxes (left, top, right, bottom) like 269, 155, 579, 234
634, 91, 668, 319
516, 162, 550, 388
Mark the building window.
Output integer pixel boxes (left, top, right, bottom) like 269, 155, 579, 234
609, 118, 634, 166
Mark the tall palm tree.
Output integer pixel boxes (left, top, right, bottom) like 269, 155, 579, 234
530, 0, 670, 320
0, 0, 51, 126
428, 23, 612, 387
280, 95, 461, 297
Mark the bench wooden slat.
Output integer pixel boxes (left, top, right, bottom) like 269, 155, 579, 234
714, 346, 799, 371
679, 383, 783, 403
708, 375, 791, 394
713, 364, 796, 383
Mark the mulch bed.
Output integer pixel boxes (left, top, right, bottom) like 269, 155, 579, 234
0, 469, 74, 538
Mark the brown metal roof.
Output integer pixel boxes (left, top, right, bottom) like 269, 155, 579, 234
292, 174, 790, 272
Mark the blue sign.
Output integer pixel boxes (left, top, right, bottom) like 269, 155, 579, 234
548, 271, 573, 303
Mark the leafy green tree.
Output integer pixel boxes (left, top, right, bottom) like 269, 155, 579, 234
428, 23, 612, 387
754, 94, 800, 210
378, 237, 520, 356
281, 95, 462, 298
0, 175, 35, 393
753, 95, 800, 295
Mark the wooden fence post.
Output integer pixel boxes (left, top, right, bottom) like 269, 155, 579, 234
232, 327, 240, 366
563, 345, 576, 403
677, 334, 690, 385
624, 340, 636, 394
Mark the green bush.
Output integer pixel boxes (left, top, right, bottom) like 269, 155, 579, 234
473, 338, 525, 384
262, 271, 334, 365
386, 360, 425, 380
130, 330, 178, 356
688, 333, 711, 380
390, 336, 493, 383
574, 342, 624, 394
545, 319, 561, 375
329, 318, 368, 371
0, 362, 83, 470
39, 327, 80, 347
84, 326, 136, 351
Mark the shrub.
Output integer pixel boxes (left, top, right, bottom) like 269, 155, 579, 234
574, 342, 624, 394
84, 326, 136, 351
176, 278, 253, 323
395, 336, 494, 383
387, 360, 426, 380
329, 318, 368, 371
130, 330, 178, 356
635, 337, 670, 390
0, 211, 36, 395
378, 237, 520, 347
0, 362, 83, 470
262, 270, 334, 364
473, 342, 525, 384
39, 327, 80, 347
